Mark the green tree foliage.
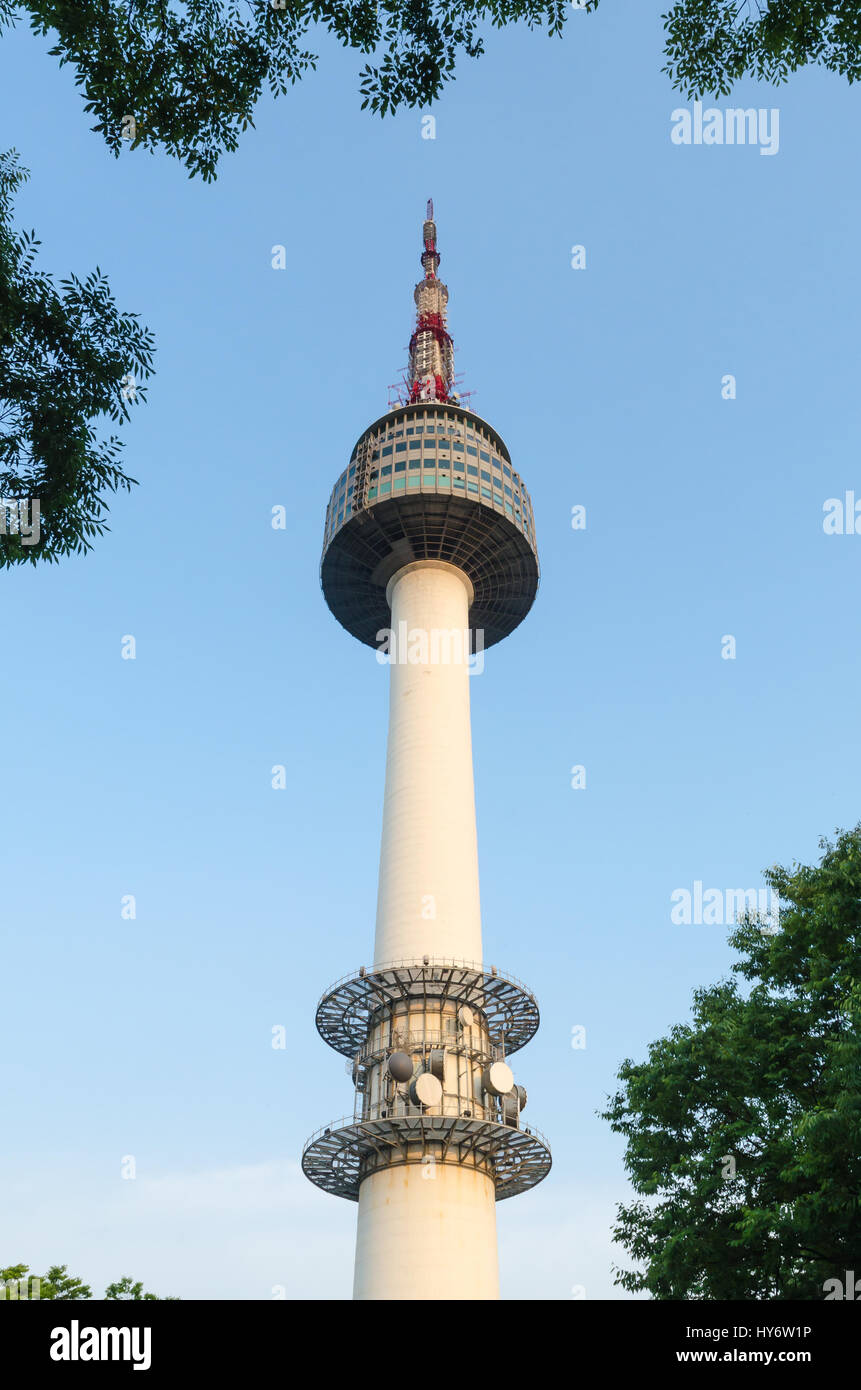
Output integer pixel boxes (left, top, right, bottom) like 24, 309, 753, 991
4, 3, 858, 173
0, 1, 569, 178
1, 1263, 177, 1299
1, 1263, 93, 1298
660, 0, 861, 97
0, 150, 154, 567
105, 1274, 179, 1300
603, 826, 861, 1299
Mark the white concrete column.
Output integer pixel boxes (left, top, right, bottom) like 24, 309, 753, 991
373, 561, 482, 967
358, 561, 498, 1302
353, 1163, 499, 1300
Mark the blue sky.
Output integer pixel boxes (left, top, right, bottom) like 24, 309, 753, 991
2, 3, 860, 1299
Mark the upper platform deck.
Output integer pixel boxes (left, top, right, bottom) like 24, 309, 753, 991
320, 402, 539, 649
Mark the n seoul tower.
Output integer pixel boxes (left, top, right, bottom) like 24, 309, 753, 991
303, 202, 550, 1300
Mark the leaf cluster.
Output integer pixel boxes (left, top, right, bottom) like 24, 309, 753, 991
662, 0, 861, 98
602, 826, 861, 1298
1, 1, 570, 178
1, 1262, 179, 1299
0, 149, 154, 567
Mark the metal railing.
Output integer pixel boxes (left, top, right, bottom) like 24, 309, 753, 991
303, 1109, 550, 1155
317, 956, 537, 1009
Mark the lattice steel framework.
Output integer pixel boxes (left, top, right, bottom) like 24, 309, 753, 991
315, 959, 540, 1060
303, 1111, 552, 1203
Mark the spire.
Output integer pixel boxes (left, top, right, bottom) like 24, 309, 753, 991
408, 199, 454, 404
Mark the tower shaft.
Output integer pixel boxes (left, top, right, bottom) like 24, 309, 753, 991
374, 561, 481, 967
353, 1153, 499, 1299
353, 558, 497, 1299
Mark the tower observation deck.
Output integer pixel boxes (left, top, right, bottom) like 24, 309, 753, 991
303, 203, 548, 1301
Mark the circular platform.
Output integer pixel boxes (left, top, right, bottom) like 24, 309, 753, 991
320, 402, 539, 650
315, 959, 540, 1059
302, 1110, 552, 1203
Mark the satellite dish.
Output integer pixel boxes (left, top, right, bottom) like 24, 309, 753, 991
458, 1005, 475, 1028
482, 1061, 514, 1097
388, 1051, 414, 1083
428, 1048, 446, 1081
410, 1072, 443, 1109
502, 1084, 527, 1120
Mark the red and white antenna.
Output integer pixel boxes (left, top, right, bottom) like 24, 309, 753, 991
399, 199, 454, 405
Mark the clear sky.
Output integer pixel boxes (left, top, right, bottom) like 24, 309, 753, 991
2, 3, 860, 1300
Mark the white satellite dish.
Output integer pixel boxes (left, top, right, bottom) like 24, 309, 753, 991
411, 1072, 443, 1109
482, 1061, 514, 1097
